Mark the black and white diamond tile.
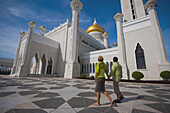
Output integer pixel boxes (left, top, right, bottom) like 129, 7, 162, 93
0, 75, 170, 113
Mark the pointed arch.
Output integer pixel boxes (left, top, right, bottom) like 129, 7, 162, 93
135, 43, 146, 69
47, 57, 53, 74
41, 54, 46, 74
30, 53, 39, 74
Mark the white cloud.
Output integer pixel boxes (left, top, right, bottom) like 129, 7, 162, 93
79, 12, 92, 23
0, 26, 26, 59
8, 4, 68, 24
8, 8, 22, 17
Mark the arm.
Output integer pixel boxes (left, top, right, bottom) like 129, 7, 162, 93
95, 63, 99, 82
105, 70, 110, 81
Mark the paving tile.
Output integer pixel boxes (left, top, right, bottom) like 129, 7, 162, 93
132, 108, 155, 113
57, 102, 72, 109
0, 96, 30, 109
0, 92, 16, 97
49, 86, 65, 89
137, 95, 168, 102
32, 87, 48, 90
18, 91, 41, 96
145, 103, 170, 113
34, 92, 60, 98
51, 108, 76, 113
78, 107, 119, 113
15, 102, 40, 109
43, 108, 54, 113
77, 92, 96, 97
33, 97, 65, 109
67, 97, 96, 108
6, 109, 47, 113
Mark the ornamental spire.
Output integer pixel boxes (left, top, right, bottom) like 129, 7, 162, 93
93, 18, 97, 25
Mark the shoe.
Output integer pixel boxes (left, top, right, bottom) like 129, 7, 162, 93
93, 102, 100, 106
114, 99, 121, 103
120, 96, 125, 100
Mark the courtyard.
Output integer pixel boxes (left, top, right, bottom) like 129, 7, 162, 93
0, 75, 170, 113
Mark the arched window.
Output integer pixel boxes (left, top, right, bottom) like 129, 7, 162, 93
135, 43, 146, 69
82, 64, 83, 73
130, 0, 136, 19
47, 57, 53, 74
93, 63, 95, 73
90, 64, 91, 73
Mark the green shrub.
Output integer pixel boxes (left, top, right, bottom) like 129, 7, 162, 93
90, 75, 94, 79
80, 74, 86, 78
160, 71, 170, 80
132, 71, 144, 80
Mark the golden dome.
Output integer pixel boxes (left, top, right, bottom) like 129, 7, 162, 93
19, 31, 26, 36
86, 19, 105, 33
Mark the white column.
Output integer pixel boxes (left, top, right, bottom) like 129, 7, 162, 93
18, 22, 36, 76
38, 59, 42, 74
145, 0, 170, 72
11, 36, 22, 74
45, 60, 48, 74
102, 32, 109, 49
0, 66, 2, 73
64, 0, 83, 78
51, 60, 54, 74
114, 13, 128, 79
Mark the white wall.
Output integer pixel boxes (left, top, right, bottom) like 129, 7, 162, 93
123, 17, 161, 80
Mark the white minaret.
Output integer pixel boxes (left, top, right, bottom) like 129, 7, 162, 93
18, 21, 36, 76
102, 32, 109, 49
64, 0, 83, 78
114, 13, 128, 79
145, 0, 170, 72
120, 0, 146, 22
11, 31, 26, 75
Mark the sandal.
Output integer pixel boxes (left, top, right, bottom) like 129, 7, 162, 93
114, 99, 121, 103
120, 96, 125, 100
93, 102, 100, 106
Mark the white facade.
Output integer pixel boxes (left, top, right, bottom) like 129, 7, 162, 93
11, 0, 170, 80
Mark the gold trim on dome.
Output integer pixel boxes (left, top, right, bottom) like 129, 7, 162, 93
104, 32, 110, 36
86, 24, 105, 33
40, 26, 45, 28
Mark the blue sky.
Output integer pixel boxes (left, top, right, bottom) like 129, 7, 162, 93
0, 0, 170, 62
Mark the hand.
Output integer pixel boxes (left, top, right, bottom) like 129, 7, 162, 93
95, 76, 97, 82
108, 77, 110, 82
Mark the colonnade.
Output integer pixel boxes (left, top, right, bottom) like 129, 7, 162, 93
30, 54, 54, 75
0, 65, 12, 74
81, 61, 113, 73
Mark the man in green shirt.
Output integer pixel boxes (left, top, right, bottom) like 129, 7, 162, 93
109, 57, 125, 103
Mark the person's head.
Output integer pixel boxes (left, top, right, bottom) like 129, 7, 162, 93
98, 56, 103, 62
113, 57, 118, 62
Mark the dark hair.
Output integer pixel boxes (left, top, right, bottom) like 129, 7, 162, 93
113, 57, 118, 62
98, 56, 103, 62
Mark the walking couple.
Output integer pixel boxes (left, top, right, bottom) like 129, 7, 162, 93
93, 56, 125, 107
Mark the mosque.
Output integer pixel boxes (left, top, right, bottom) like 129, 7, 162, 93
10, 0, 170, 80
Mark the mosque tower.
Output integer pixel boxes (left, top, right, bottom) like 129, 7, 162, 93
86, 19, 109, 48
64, 0, 83, 78
116, 0, 170, 79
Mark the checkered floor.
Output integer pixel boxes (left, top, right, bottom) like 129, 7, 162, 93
0, 75, 170, 113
